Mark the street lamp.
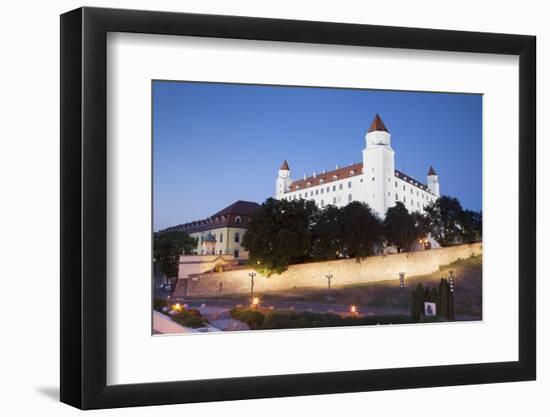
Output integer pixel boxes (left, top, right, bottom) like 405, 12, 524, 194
251, 297, 260, 309
399, 272, 405, 289
249, 271, 257, 298
326, 273, 333, 290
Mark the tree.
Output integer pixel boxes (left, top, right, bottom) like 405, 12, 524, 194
425, 196, 464, 246
311, 205, 344, 260
241, 198, 319, 275
383, 202, 418, 252
459, 209, 482, 243
153, 231, 198, 286
339, 202, 384, 260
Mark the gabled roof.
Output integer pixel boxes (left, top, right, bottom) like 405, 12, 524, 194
289, 162, 363, 191
428, 166, 437, 176
211, 200, 261, 217
280, 160, 290, 170
160, 200, 260, 234
367, 114, 389, 133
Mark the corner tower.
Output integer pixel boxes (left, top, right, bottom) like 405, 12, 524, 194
427, 166, 440, 197
275, 160, 292, 198
362, 114, 395, 217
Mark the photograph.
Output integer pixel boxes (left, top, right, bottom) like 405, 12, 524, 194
152, 81, 483, 335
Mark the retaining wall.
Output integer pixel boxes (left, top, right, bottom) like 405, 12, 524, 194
179, 243, 482, 298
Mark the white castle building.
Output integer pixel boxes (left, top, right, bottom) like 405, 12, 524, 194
275, 114, 440, 218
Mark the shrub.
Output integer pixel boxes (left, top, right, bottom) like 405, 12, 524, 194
153, 298, 168, 311
171, 308, 208, 328
230, 308, 265, 329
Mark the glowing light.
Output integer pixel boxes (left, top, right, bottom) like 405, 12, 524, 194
252, 297, 260, 307
172, 303, 183, 312
350, 305, 357, 314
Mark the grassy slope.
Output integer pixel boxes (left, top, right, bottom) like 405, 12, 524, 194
258, 255, 482, 318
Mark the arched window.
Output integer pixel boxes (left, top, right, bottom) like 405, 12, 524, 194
349, 170, 355, 177
306, 182, 311, 187
319, 178, 324, 184
234, 216, 242, 224
333, 175, 338, 181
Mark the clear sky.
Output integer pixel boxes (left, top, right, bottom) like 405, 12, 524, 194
153, 81, 482, 231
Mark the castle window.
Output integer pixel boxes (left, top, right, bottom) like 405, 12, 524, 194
411, 188, 413, 194
234, 232, 240, 243
395, 193, 398, 200
219, 249, 223, 255
315, 189, 319, 195
307, 182, 311, 187
403, 196, 406, 203
215, 217, 219, 224
321, 188, 324, 194
349, 171, 355, 177
321, 199, 324, 207
348, 182, 352, 188
333, 197, 337, 205
395, 181, 397, 187
326, 187, 330, 193
360, 178, 363, 183
333, 175, 338, 181
348, 194, 352, 202
372, 177, 375, 181
220, 233, 223, 243
332, 185, 336, 191
403, 185, 405, 191
320, 178, 324, 184
235, 216, 241, 224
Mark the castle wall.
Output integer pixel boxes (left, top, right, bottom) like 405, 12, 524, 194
180, 242, 482, 298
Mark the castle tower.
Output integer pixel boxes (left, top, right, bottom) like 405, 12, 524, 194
362, 114, 395, 217
275, 160, 292, 198
427, 166, 440, 197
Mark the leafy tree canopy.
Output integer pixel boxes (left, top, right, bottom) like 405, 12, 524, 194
383, 201, 418, 252
153, 231, 198, 279
339, 202, 385, 260
425, 196, 464, 246
241, 198, 319, 275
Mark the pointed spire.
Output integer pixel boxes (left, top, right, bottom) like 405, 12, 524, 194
280, 160, 290, 170
368, 114, 389, 133
428, 166, 437, 176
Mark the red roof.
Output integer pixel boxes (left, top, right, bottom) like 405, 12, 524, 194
428, 166, 437, 176
367, 114, 389, 133
280, 160, 290, 170
289, 163, 363, 191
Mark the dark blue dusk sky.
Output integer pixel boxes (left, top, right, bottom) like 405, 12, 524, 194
153, 81, 482, 231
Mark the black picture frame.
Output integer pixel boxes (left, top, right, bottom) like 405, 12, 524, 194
60, 6, 536, 410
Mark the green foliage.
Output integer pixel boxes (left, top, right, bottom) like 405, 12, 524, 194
229, 308, 413, 330
242, 198, 319, 275
311, 205, 344, 260
384, 202, 418, 252
153, 298, 169, 311
425, 196, 465, 246
229, 308, 265, 330
170, 308, 208, 328
459, 209, 483, 243
338, 202, 385, 260
153, 231, 198, 279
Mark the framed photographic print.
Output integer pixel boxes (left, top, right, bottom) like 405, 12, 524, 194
60, 6, 536, 410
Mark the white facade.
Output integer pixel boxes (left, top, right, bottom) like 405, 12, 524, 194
275, 114, 440, 219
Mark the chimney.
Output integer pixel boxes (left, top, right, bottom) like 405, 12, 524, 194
336, 164, 339, 169
313, 171, 317, 178
303, 174, 307, 180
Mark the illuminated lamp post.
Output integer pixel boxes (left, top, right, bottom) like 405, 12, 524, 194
249, 271, 256, 298
399, 272, 405, 289
326, 273, 333, 290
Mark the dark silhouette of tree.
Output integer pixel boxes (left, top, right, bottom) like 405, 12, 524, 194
459, 209, 483, 243
339, 202, 385, 260
383, 202, 417, 252
242, 198, 319, 275
153, 231, 197, 287
311, 205, 344, 260
425, 196, 464, 246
